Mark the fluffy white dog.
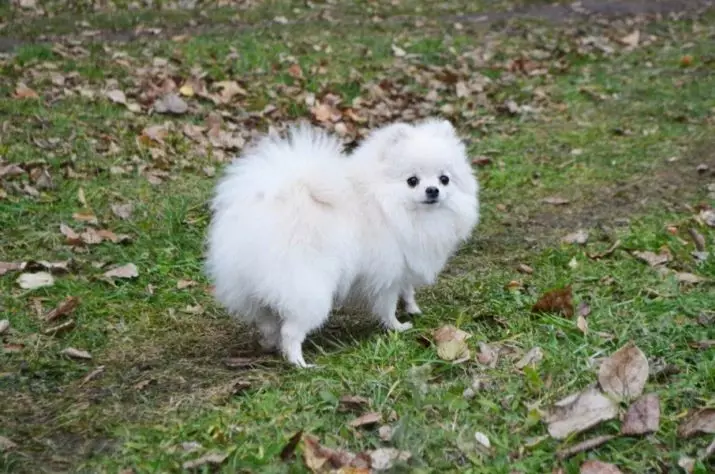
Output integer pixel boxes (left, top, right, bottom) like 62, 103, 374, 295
206, 119, 479, 367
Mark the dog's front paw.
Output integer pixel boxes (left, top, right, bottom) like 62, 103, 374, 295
392, 321, 413, 332
404, 303, 422, 315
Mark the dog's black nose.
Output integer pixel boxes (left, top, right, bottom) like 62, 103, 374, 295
425, 187, 439, 198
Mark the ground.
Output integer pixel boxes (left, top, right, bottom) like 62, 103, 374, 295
1, 0, 714, 473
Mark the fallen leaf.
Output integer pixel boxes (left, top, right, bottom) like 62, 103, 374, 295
703, 438, 715, 461
515, 346, 543, 369
680, 55, 694, 67
391, 44, 407, 57
16, 272, 54, 289
578, 302, 591, 318
557, 434, 616, 459
0, 262, 22, 276
580, 460, 623, 474
532, 286, 574, 318
476, 342, 499, 368
587, 240, 621, 260
43, 320, 75, 336
633, 250, 671, 267
689, 340, 715, 350
0, 320, 9, 334
62, 347, 92, 360
598, 342, 649, 400
302, 435, 370, 472
154, 93, 188, 114
622, 393, 660, 435
111, 203, 134, 220
378, 425, 394, 441
349, 411, 382, 428
688, 228, 707, 251
474, 431, 491, 448
105, 89, 127, 105
338, 395, 370, 412
103, 263, 138, 279
0, 436, 17, 452
182, 452, 228, 470
14, 83, 39, 99
698, 209, 715, 227
80, 365, 105, 386
542, 196, 570, 205
576, 315, 589, 334
43, 296, 79, 322
213, 80, 247, 103
287, 63, 304, 79
280, 430, 303, 462
140, 124, 169, 144
3, 343, 24, 353
60, 223, 82, 245
678, 409, 715, 437
618, 30, 640, 48
72, 212, 98, 224
544, 386, 619, 439
674, 272, 705, 284
561, 229, 589, 245
370, 448, 411, 471
517, 263, 534, 274
133, 379, 154, 390
179, 84, 195, 97
433, 324, 471, 362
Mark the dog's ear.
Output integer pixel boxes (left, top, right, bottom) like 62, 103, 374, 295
419, 118, 456, 138
369, 123, 411, 160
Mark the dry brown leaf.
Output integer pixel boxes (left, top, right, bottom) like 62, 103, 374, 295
105, 89, 127, 105
3, 343, 25, 353
338, 395, 370, 412
580, 460, 623, 474
621, 393, 660, 435
182, 452, 228, 470
561, 229, 589, 245
154, 92, 188, 114
0, 320, 9, 335
476, 342, 499, 368
517, 263, 534, 274
213, 80, 247, 103
618, 30, 640, 48
369, 448, 411, 471
587, 240, 621, 260
43, 319, 75, 336
111, 203, 134, 220
433, 324, 471, 362
598, 342, 649, 400
633, 250, 671, 267
515, 346, 543, 369
80, 366, 105, 386
140, 124, 169, 145
60, 223, 82, 245
544, 386, 619, 439
16, 272, 54, 289
0, 262, 22, 276
44, 296, 80, 322
674, 272, 705, 284
0, 163, 25, 178
542, 196, 570, 205
0, 436, 17, 452
72, 212, 98, 225
531, 286, 574, 318
378, 425, 394, 441
103, 263, 139, 279
578, 302, 591, 318
698, 209, 715, 227
576, 315, 589, 334
678, 409, 715, 438
349, 411, 382, 428
556, 435, 616, 460
177, 279, 197, 290
689, 340, 715, 350
688, 228, 706, 251
14, 83, 39, 99
302, 434, 370, 472
80, 228, 103, 245
62, 347, 92, 360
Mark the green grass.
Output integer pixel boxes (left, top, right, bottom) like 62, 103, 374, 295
1, 2, 715, 473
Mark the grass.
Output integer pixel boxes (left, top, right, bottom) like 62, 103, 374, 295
1, 1, 715, 473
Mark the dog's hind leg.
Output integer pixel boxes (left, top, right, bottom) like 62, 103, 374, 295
373, 288, 413, 332
255, 307, 281, 352
400, 285, 422, 315
278, 292, 332, 368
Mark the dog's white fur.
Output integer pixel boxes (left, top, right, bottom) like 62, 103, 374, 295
206, 119, 479, 367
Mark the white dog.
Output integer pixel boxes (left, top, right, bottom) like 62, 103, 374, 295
206, 119, 479, 367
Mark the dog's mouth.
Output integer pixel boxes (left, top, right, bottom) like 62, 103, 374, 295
422, 198, 439, 205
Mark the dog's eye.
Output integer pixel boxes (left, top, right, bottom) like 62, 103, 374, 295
406, 176, 419, 188
439, 175, 450, 185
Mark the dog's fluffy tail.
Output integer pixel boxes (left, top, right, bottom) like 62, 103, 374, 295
211, 123, 346, 214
